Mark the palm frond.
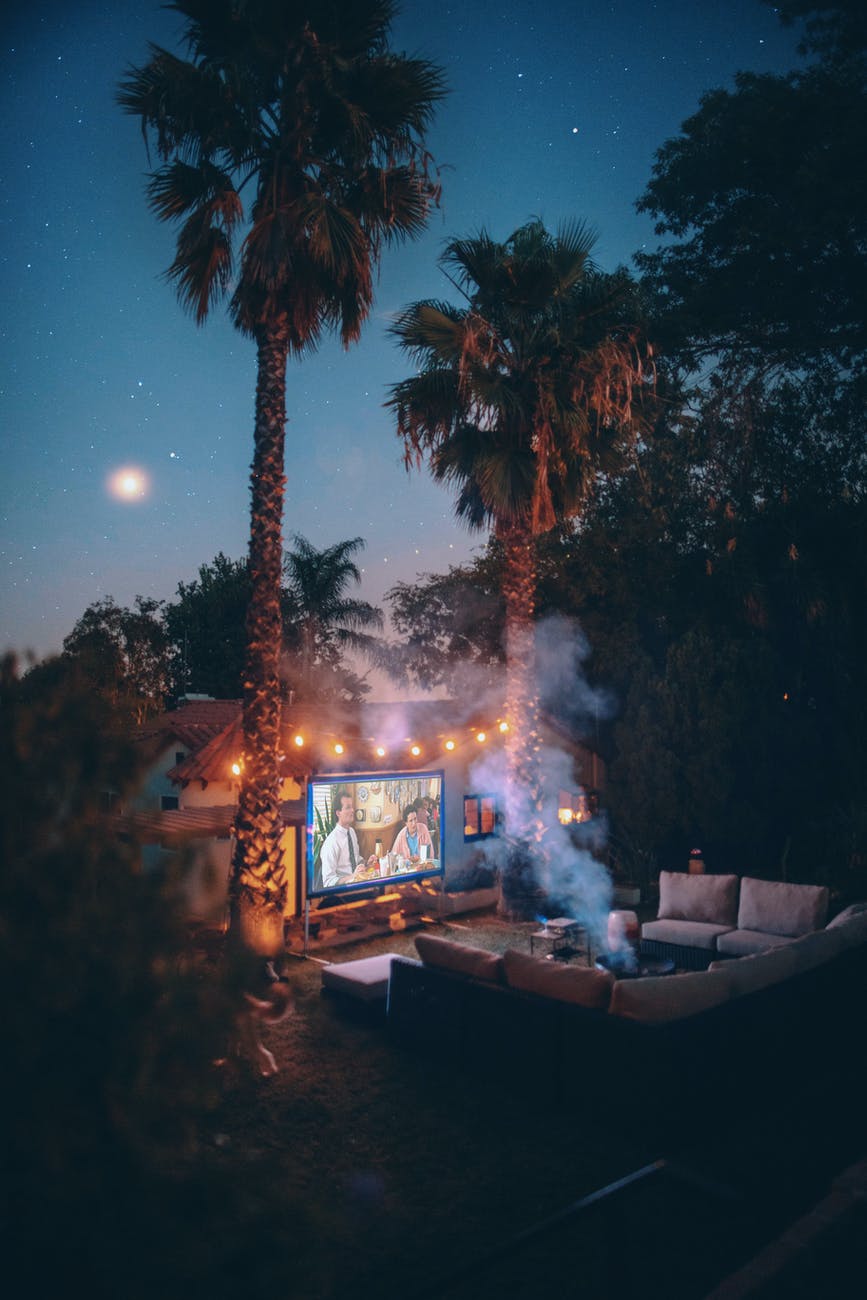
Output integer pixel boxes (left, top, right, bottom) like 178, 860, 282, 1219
166, 208, 233, 322
117, 47, 238, 163
350, 54, 448, 140
390, 216, 655, 540
297, 194, 369, 281
553, 217, 599, 280
441, 230, 505, 297
390, 301, 468, 364
146, 159, 242, 227
121, 2, 444, 336
352, 166, 440, 245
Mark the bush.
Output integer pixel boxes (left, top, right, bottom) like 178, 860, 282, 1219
0, 654, 297, 1295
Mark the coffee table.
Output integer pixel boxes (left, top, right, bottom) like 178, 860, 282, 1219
530, 918, 590, 966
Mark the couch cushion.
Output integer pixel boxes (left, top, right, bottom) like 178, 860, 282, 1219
709, 945, 799, 995
609, 969, 731, 1023
658, 871, 739, 926
827, 901, 867, 930
502, 948, 614, 1009
785, 926, 847, 972
825, 908, 867, 951
415, 933, 505, 984
642, 918, 734, 951
715, 929, 795, 957
737, 877, 829, 937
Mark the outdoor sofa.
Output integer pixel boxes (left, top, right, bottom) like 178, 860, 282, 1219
640, 871, 830, 969
385, 903, 867, 1141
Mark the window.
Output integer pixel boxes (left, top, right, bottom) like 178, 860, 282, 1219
161, 795, 179, 811
463, 794, 497, 842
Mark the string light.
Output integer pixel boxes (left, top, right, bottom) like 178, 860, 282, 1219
231, 761, 242, 777
276, 717, 514, 760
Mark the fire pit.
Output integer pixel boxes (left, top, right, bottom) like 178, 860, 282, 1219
596, 952, 676, 980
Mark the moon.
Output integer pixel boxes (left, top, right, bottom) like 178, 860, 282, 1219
107, 465, 150, 501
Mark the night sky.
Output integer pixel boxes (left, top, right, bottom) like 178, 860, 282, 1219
1, 1, 802, 682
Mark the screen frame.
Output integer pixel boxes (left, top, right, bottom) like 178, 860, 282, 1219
306, 769, 445, 899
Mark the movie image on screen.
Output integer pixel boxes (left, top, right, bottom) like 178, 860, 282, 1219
308, 771, 444, 898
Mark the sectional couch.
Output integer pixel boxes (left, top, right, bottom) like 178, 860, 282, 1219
386, 903, 867, 1139
640, 872, 830, 969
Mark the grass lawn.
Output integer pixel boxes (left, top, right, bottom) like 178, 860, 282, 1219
207, 912, 661, 1298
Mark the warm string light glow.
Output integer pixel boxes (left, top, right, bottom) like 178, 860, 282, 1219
227, 717, 514, 777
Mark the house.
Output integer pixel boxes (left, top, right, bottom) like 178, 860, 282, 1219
122, 695, 604, 924
131, 695, 243, 812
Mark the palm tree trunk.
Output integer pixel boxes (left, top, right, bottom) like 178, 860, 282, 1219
499, 517, 546, 918
229, 325, 290, 955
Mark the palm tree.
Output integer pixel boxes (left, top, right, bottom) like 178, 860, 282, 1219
283, 534, 383, 698
388, 219, 653, 913
118, 2, 444, 950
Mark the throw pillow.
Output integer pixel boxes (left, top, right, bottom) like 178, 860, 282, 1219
657, 870, 739, 925
737, 877, 829, 937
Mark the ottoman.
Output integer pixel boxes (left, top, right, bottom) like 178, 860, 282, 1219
320, 952, 397, 1009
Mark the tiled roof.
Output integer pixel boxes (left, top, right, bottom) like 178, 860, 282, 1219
167, 715, 244, 785
135, 699, 242, 758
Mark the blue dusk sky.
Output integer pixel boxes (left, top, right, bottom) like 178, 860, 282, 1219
1, 1, 803, 684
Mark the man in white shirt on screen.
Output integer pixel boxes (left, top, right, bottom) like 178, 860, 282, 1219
320, 792, 371, 888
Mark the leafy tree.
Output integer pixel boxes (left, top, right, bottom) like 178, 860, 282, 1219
772, 0, 867, 63
62, 595, 170, 724
388, 219, 653, 912
556, 371, 867, 887
164, 552, 251, 699
390, 373, 867, 894
119, 1, 444, 948
384, 551, 505, 693
0, 652, 280, 1296
628, 5, 867, 878
282, 534, 382, 702
636, 3, 867, 382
